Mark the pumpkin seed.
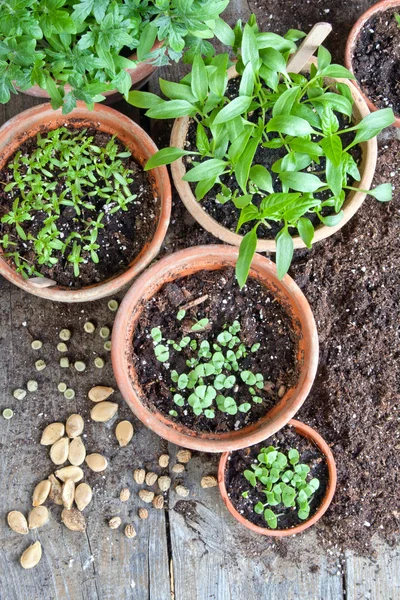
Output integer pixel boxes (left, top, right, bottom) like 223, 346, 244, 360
90, 401, 118, 422
74, 483, 93, 511
88, 386, 114, 402
68, 436, 86, 466
62, 479, 75, 510
108, 299, 118, 312
55, 466, 84, 483
50, 437, 69, 465
86, 453, 108, 472
40, 422, 65, 446
35, 360, 46, 371
28, 506, 49, 529
32, 480, 51, 506
13, 388, 26, 400
27, 380, 38, 392
61, 508, 86, 532
48, 474, 63, 505
59, 329, 71, 341
20, 541, 42, 569
31, 340, 42, 350
7, 510, 28, 534
115, 421, 134, 447
66, 414, 84, 438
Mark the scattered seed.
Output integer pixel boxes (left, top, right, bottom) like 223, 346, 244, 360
120, 488, 130, 502
66, 414, 84, 438
28, 506, 49, 529
115, 421, 134, 447
68, 436, 86, 466
57, 342, 68, 352
108, 299, 118, 312
139, 489, 154, 503
50, 437, 70, 465
145, 472, 158, 486
138, 508, 148, 519
89, 386, 114, 402
176, 449, 192, 464
201, 475, 218, 489
60, 357, 69, 368
74, 361, 86, 372
109, 516, 121, 529
7, 511, 29, 535
90, 401, 118, 422
125, 524, 136, 539
133, 468, 146, 484
152, 495, 164, 509
2, 408, 13, 419
172, 464, 185, 474
94, 357, 105, 369
31, 340, 43, 350
175, 485, 189, 498
59, 329, 71, 341
64, 388, 75, 400
20, 541, 42, 569
86, 453, 108, 472
75, 483, 92, 511
55, 466, 84, 483
84, 322, 95, 334
13, 388, 26, 400
58, 382, 67, 392
48, 474, 63, 505
158, 476, 171, 492
32, 480, 51, 506
99, 327, 110, 339
61, 508, 86, 532
62, 479, 75, 510
278, 385, 286, 398
35, 360, 46, 371
158, 454, 170, 468
27, 380, 38, 392
104, 341, 111, 351
41, 422, 65, 445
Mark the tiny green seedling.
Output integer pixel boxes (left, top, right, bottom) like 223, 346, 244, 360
395, 13, 400, 26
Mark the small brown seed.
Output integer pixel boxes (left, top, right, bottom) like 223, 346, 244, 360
20, 541, 42, 569
40, 422, 65, 445
176, 449, 192, 464
7, 511, 28, 535
201, 475, 218, 489
32, 480, 51, 506
75, 483, 93, 511
61, 508, 86, 532
139, 489, 154, 503
86, 453, 108, 472
62, 479, 75, 510
66, 414, 84, 438
124, 524, 136, 539
90, 401, 118, 422
115, 420, 134, 447
145, 472, 158, 486
68, 436, 86, 466
55, 466, 84, 483
138, 508, 148, 519
88, 386, 114, 403
120, 487, 130, 502
175, 485, 189, 498
152, 495, 164, 509
28, 506, 49, 529
278, 385, 286, 399
109, 516, 121, 529
48, 474, 63, 505
172, 464, 185, 474
133, 468, 146, 484
50, 437, 69, 465
158, 476, 171, 492
158, 454, 170, 468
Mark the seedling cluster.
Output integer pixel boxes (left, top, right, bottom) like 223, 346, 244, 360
151, 317, 265, 419
0, 127, 136, 278
242, 445, 320, 528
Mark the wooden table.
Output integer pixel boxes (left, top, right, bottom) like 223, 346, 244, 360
0, 1, 399, 598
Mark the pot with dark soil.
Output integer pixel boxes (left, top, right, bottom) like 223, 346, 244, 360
129, 18, 394, 286
0, 102, 171, 302
218, 419, 337, 536
345, 0, 400, 126
111, 245, 318, 452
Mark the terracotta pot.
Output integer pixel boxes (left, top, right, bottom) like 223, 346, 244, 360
0, 102, 171, 302
111, 245, 319, 452
345, 0, 400, 126
218, 419, 337, 537
170, 61, 378, 252
19, 42, 162, 104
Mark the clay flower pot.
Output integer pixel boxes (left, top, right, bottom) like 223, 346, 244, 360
218, 419, 337, 537
170, 62, 377, 252
0, 102, 171, 302
111, 245, 319, 452
345, 0, 400, 127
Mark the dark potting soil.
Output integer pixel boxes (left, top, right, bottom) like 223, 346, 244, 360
0, 128, 159, 288
133, 267, 300, 433
352, 8, 400, 116
226, 425, 329, 530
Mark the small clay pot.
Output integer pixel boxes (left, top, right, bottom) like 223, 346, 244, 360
345, 0, 400, 126
0, 102, 171, 302
218, 419, 337, 537
170, 61, 377, 252
111, 245, 319, 452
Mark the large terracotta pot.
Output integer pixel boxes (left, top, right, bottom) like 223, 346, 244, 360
0, 102, 171, 302
170, 61, 378, 252
345, 0, 400, 127
218, 419, 337, 537
111, 245, 319, 452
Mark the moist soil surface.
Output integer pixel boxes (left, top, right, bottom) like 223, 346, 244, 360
352, 7, 400, 116
133, 267, 300, 433
226, 425, 329, 530
0, 128, 159, 288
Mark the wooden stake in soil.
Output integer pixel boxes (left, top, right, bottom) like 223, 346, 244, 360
286, 22, 333, 74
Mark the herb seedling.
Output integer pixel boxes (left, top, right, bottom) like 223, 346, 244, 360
242, 445, 320, 528
129, 18, 394, 285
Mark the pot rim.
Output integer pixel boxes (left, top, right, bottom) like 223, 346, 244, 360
111, 245, 319, 452
218, 418, 337, 536
170, 61, 378, 252
345, 0, 400, 126
0, 101, 171, 302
